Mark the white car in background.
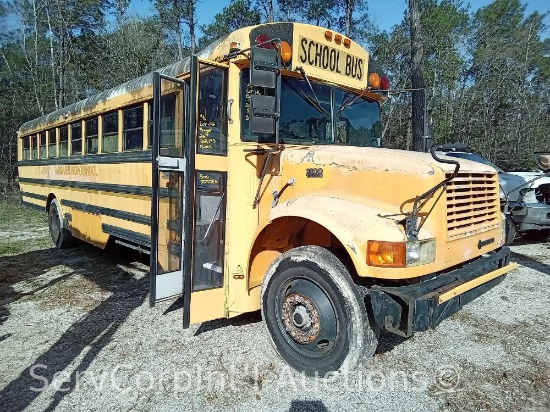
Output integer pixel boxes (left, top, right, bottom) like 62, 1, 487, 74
440, 151, 550, 241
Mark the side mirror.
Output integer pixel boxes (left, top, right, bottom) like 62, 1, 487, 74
250, 94, 277, 135
250, 47, 278, 88
249, 46, 281, 136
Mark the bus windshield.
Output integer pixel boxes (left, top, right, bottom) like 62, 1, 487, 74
241, 70, 381, 147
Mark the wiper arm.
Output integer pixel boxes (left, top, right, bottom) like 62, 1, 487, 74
336, 87, 368, 117
294, 67, 330, 119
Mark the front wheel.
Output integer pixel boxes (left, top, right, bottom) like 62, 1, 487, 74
261, 246, 379, 377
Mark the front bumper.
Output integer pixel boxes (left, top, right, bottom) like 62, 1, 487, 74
510, 202, 550, 231
369, 247, 517, 337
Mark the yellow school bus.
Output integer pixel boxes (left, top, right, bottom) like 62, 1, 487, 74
17, 22, 517, 377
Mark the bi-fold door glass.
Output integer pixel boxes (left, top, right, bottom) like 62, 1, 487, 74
157, 171, 184, 275
193, 171, 226, 291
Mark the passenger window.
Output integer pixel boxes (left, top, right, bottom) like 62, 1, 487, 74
102, 111, 118, 153
193, 171, 226, 291
123, 105, 143, 150
48, 129, 57, 158
71, 122, 82, 155
198, 65, 227, 155
23, 137, 30, 160
59, 126, 68, 157
39, 132, 46, 158
32, 134, 38, 159
86, 118, 99, 154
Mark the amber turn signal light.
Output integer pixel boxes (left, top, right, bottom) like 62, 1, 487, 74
368, 72, 381, 89
367, 241, 407, 268
280, 41, 292, 63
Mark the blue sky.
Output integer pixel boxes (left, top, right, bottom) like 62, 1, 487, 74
127, 0, 549, 37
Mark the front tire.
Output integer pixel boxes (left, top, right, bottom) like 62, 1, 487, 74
48, 198, 73, 248
261, 246, 379, 377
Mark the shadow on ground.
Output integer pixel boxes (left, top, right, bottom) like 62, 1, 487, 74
511, 249, 550, 276
0, 243, 149, 412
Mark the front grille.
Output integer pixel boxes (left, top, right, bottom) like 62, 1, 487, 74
446, 172, 500, 238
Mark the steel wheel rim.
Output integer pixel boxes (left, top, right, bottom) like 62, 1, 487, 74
275, 277, 339, 358
49, 207, 60, 243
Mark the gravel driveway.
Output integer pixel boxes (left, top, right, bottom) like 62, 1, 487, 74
0, 202, 549, 411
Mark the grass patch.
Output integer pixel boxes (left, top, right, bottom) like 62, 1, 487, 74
0, 197, 47, 228
0, 196, 51, 256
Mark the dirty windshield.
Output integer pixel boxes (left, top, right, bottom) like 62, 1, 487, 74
241, 70, 381, 147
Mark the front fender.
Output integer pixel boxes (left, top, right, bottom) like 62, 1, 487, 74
260, 195, 408, 277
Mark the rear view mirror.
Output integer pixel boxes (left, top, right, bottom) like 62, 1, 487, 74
250, 47, 279, 88
248, 46, 281, 136
249, 94, 276, 134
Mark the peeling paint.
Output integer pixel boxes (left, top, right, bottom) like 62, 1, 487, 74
347, 243, 358, 254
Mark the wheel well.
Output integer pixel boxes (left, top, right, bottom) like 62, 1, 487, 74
46, 193, 56, 212
248, 217, 357, 289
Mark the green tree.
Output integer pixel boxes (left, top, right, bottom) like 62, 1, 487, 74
199, 0, 261, 48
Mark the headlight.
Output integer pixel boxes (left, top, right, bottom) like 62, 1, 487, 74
367, 239, 436, 268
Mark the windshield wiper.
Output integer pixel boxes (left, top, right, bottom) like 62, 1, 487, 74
294, 67, 331, 119
336, 87, 368, 117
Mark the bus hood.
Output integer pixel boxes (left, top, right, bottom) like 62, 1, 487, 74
282, 146, 496, 176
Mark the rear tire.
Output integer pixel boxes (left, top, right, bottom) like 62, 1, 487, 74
261, 246, 379, 377
48, 198, 73, 248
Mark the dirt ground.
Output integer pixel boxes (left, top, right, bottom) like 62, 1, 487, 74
0, 200, 549, 412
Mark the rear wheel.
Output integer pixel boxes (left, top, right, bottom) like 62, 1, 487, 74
48, 198, 73, 248
261, 246, 379, 377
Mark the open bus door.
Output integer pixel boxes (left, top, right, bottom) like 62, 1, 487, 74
150, 57, 197, 328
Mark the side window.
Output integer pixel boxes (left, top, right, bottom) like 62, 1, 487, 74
71, 122, 82, 155
123, 105, 143, 151
102, 111, 118, 153
193, 171, 226, 291
48, 129, 57, 158
198, 65, 227, 155
59, 126, 68, 157
32, 134, 38, 159
39, 132, 46, 158
23, 137, 30, 160
86, 118, 99, 154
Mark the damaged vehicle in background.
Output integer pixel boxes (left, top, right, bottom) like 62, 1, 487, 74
439, 148, 550, 242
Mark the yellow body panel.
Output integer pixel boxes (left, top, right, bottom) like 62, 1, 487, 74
17, 22, 508, 325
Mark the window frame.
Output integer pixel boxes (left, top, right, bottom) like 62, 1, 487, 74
122, 104, 144, 151
85, 117, 99, 155
70, 122, 83, 156
48, 129, 57, 158
22, 136, 31, 160
102, 111, 119, 153
59, 125, 69, 157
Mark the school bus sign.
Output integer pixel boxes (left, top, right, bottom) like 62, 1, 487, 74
298, 36, 365, 81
